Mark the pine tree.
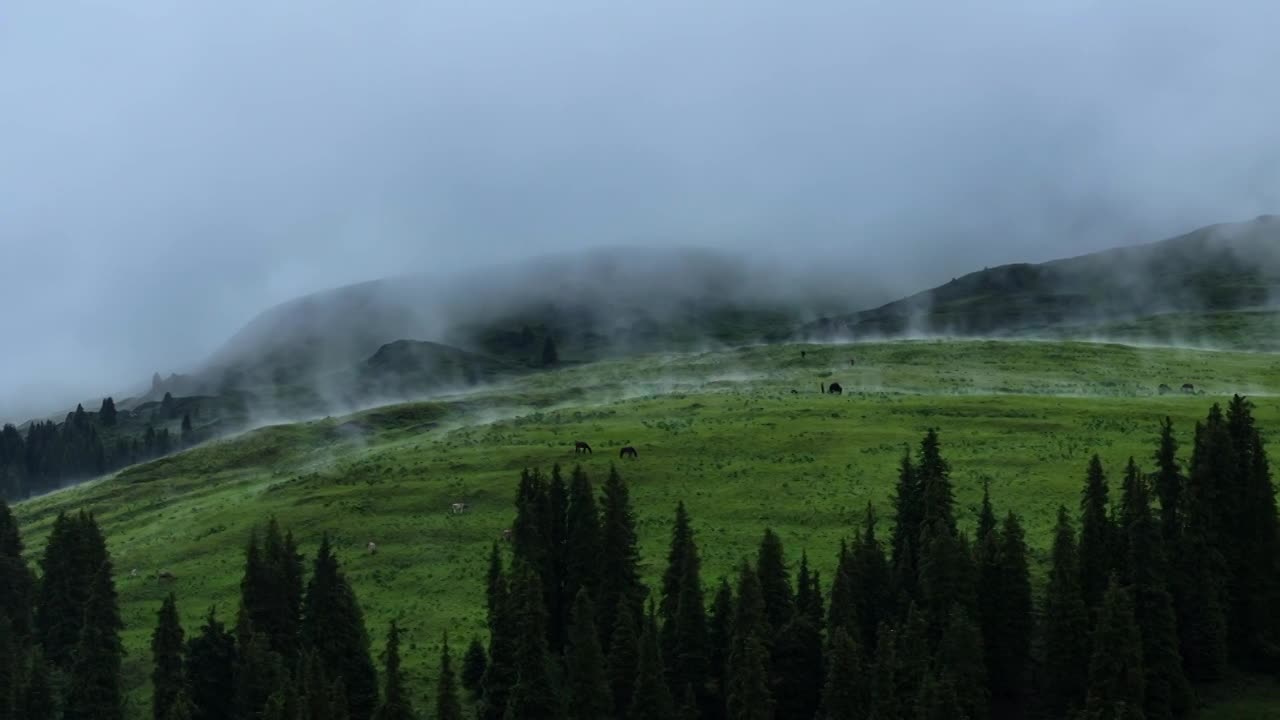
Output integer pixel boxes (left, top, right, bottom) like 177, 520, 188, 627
541, 336, 559, 366
462, 637, 487, 701
1120, 461, 1191, 720
186, 607, 238, 720
36, 511, 102, 672
505, 562, 561, 719
868, 623, 900, 720
755, 528, 793, 640
773, 600, 823, 720
890, 448, 922, 604
599, 465, 646, 646
934, 608, 988, 720
1083, 575, 1145, 720
0, 499, 33, 644
19, 649, 55, 720
239, 519, 305, 662
892, 605, 930, 715
1153, 418, 1182, 552
0, 617, 14, 720
1179, 417, 1230, 681
482, 547, 517, 720
302, 535, 378, 720
99, 397, 118, 426
372, 621, 415, 720
437, 632, 463, 720
706, 578, 734, 720
608, 601, 641, 718
917, 429, 957, 539
152, 593, 186, 720
988, 512, 1033, 710
565, 591, 611, 720
235, 622, 289, 720
726, 561, 773, 720
181, 413, 194, 446
820, 627, 867, 720
977, 478, 997, 542
1080, 454, 1115, 611
827, 541, 856, 637
299, 650, 343, 720
1041, 506, 1090, 717
547, 464, 569, 653
629, 605, 675, 720
917, 525, 974, 644
660, 503, 709, 711
563, 465, 602, 620
64, 563, 125, 720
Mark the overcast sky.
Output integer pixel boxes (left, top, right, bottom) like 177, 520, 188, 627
3, 0, 1279, 420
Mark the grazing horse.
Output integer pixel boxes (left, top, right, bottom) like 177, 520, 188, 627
828, 382, 843, 395
575, 441, 593, 454
620, 446, 638, 459
1181, 383, 1196, 394
501, 528, 513, 542
801, 350, 807, 359
367, 540, 378, 555
1158, 383, 1172, 395
451, 502, 468, 514
157, 570, 176, 582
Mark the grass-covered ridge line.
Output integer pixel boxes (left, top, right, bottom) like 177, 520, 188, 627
13, 338, 1280, 715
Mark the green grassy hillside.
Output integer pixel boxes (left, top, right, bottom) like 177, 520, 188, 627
14, 339, 1280, 716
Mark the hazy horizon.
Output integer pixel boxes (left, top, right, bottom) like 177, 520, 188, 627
4, 0, 1280, 421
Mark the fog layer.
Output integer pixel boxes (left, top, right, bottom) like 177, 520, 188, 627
3, 0, 1279, 420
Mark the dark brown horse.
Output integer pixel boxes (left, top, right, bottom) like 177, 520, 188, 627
828, 382, 843, 395
575, 441, 593, 454
620, 446, 638, 459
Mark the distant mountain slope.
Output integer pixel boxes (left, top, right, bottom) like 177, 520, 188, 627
804, 214, 1280, 339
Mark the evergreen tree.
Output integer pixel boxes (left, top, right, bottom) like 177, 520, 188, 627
186, 607, 238, 720
1179, 418, 1230, 681
607, 601, 641, 718
181, 413, 194, 446
934, 608, 988, 720
565, 591, 611, 720
916, 525, 974, 643
706, 578, 734, 720
152, 593, 186, 720
755, 528, 793, 639
658, 503, 709, 712
482, 547, 517, 720
1120, 461, 1192, 720
1080, 454, 1116, 611
372, 621, 415, 720
1041, 506, 1090, 718
629, 605, 675, 720
239, 519, 305, 661
988, 512, 1033, 711
726, 562, 773, 720
99, 397, 118, 426
505, 563, 561, 719
1083, 576, 1145, 720
891, 605, 930, 716
437, 633, 463, 720
1153, 417, 1182, 552
64, 563, 125, 720
820, 627, 867, 720
302, 535, 378, 720
599, 465, 646, 646
541, 336, 559, 366
547, 464, 569, 653
298, 650, 343, 720
19, 649, 55, 720
462, 637, 487, 701
917, 429, 957, 539
36, 511, 101, 672
562, 465, 602, 620
889, 448, 922, 604
0, 499, 33, 644
868, 623, 900, 720
0, 617, 14, 720
977, 478, 997, 542
235, 623, 289, 720
773, 598, 823, 720
826, 541, 856, 637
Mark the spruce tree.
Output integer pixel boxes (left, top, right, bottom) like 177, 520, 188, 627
820, 627, 867, 720
977, 478, 997, 542
547, 464, 569, 653
0, 499, 33, 644
563, 465, 602, 619
1080, 454, 1115, 611
917, 429, 957, 539
462, 637, 487, 701
1041, 506, 1090, 717
827, 541, 856, 637
607, 601, 641, 718
755, 528, 793, 638
181, 413, 194, 446
889, 448, 922, 604
773, 599, 823, 720
505, 562, 561, 719
372, 621, 415, 720
99, 397, 118, 426
934, 608, 988, 720
726, 562, 773, 720
988, 512, 1033, 710
1179, 419, 1230, 681
0, 617, 14, 720
706, 578, 734, 720
437, 632, 463, 720
1121, 461, 1191, 719
867, 623, 900, 720
565, 591, 611, 720
302, 535, 378, 720
152, 593, 186, 720
541, 335, 559, 366
1083, 575, 1145, 720
299, 649, 343, 720
659, 504, 709, 712
661, 502, 696, 653
36, 510, 102, 672
235, 622, 289, 720
239, 519, 305, 661
1153, 417, 1182, 552
892, 605, 930, 715
64, 563, 125, 720
186, 607, 238, 720
629, 605, 675, 720
599, 465, 645, 647
482, 547, 517, 720
917, 525, 974, 644
19, 649, 54, 720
